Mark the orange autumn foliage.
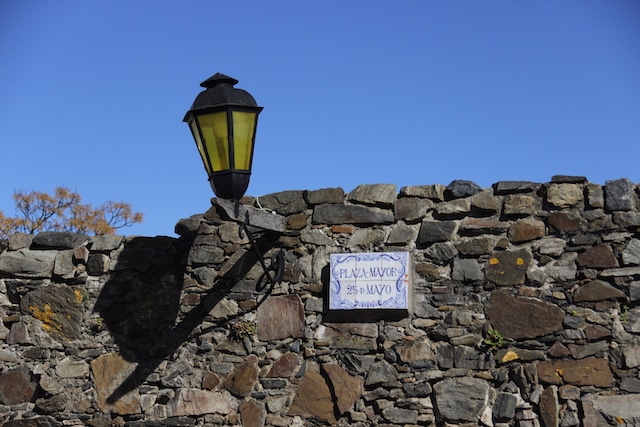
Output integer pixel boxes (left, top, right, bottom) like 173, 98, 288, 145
0, 187, 143, 239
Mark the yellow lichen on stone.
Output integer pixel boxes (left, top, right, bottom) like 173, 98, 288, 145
29, 304, 61, 331
74, 289, 84, 305
489, 258, 499, 265
555, 368, 564, 380
516, 257, 525, 265
502, 350, 519, 363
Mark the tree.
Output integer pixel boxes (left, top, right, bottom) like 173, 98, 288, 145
0, 187, 143, 239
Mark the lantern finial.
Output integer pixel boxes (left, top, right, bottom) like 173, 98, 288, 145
200, 73, 239, 88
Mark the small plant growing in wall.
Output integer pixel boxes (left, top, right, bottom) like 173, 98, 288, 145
483, 328, 505, 351
620, 305, 630, 325
230, 320, 257, 340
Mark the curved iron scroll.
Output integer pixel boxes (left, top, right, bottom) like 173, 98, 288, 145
239, 212, 285, 307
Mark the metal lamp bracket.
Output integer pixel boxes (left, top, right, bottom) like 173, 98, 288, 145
213, 199, 286, 306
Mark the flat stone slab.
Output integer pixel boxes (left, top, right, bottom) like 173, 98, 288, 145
537, 357, 614, 388
486, 290, 564, 339
485, 249, 531, 286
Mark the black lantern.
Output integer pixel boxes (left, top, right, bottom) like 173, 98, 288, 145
184, 73, 263, 200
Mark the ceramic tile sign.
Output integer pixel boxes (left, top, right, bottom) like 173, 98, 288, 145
329, 252, 411, 310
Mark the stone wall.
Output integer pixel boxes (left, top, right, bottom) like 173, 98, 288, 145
2, 176, 640, 427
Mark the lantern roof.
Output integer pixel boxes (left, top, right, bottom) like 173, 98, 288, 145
185, 73, 260, 119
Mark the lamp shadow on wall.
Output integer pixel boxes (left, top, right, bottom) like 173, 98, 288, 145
93, 233, 276, 404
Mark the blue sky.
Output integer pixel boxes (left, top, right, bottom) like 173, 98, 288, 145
1, 1, 639, 237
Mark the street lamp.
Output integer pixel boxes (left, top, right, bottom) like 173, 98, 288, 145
184, 73, 283, 306
183, 73, 263, 200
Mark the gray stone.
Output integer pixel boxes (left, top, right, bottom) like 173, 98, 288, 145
493, 392, 518, 422
403, 381, 432, 397
456, 236, 497, 256
546, 183, 583, 208
620, 377, 640, 393
590, 394, 640, 422
162, 360, 194, 388
601, 266, 640, 277
433, 377, 491, 423
312, 204, 394, 225
0, 349, 18, 362
39, 374, 64, 395
493, 181, 540, 194
87, 253, 110, 275
613, 211, 640, 227
623, 345, 640, 368
460, 217, 510, 235
567, 341, 608, 360
7, 321, 30, 344
174, 214, 203, 238
470, 190, 500, 213
90, 234, 125, 251
622, 238, 640, 265
382, 407, 418, 424
301, 228, 335, 246
445, 180, 483, 199
54, 249, 75, 277
216, 222, 248, 244
55, 357, 90, 378
436, 198, 471, 215
348, 184, 397, 207
209, 297, 238, 319
452, 258, 484, 282
36, 393, 68, 413
544, 253, 578, 282
365, 360, 399, 386
503, 194, 539, 216
8, 233, 33, 250
424, 242, 458, 261
573, 279, 625, 302
32, 231, 88, 249
417, 221, 456, 246
189, 242, 224, 265
400, 184, 446, 200
454, 345, 493, 369
585, 183, 605, 208
257, 190, 307, 215
386, 223, 417, 245
0, 249, 56, 277
552, 175, 587, 183
306, 187, 345, 205
396, 340, 437, 365
20, 284, 84, 341
605, 178, 634, 211
395, 197, 431, 221
413, 293, 443, 319
533, 238, 566, 257
168, 388, 236, 416
347, 228, 385, 247
632, 281, 640, 301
